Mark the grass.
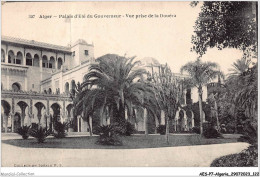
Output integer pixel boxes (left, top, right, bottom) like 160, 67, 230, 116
1, 134, 241, 149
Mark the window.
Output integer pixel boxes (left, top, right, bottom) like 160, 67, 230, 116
43, 63, 46, 68
72, 51, 75, 57
84, 50, 89, 56
49, 63, 52, 68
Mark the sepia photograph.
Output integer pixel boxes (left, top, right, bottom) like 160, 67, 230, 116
0, 1, 258, 176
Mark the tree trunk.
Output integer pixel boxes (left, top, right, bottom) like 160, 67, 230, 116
165, 116, 170, 144
214, 100, 220, 130
198, 86, 203, 135
87, 120, 92, 136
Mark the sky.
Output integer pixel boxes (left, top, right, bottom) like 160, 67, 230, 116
2, 1, 244, 75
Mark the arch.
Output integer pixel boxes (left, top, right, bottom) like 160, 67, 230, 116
12, 82, 21, 92
49, 56, 55, 69
71, 80, 76, 91
178, 110, 185, 131
66, 104, 74, 118
1, 100, 11, 114
1, 49, 5, 62
42, 55, 48, 68
57, 57, 63, 69
34, 102, 46, 124
14, 112, 21, 132
33, 54, 40, 67
26, 53, 32, 66
51, 103, 61, 123
65, 82, 69, 93
8, 50, 15, 64
17, 101, 28, 110
16, 51, 23, 65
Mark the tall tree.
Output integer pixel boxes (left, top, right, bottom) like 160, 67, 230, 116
149, 64, 184, 144
76, 54, 154, 133
191, 1, 257, 56
181, 59, 222, 135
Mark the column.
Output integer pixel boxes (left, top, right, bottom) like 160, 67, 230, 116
174, 110, 179, 131
11, 113, 14, 132
184, 89, 187, 105
89, 116, 93, 133
77, 116, 80, 132
184, 111, 187, 131
11, 98, 15, 132
143, 108, 148, 135
4, 113, 8, 133
4, 51, 8, 63
191, 111, 194, 128
155, 116, 159, 134
160, 110, 165, 125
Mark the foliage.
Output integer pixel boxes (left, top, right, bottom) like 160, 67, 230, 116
238, 119, 257, 145
149, 63, 184, 143
53, 122, 68, 138
73, 54, 154, 131
191, 1, 257, 56
181, 58, 222, 134
203, 123, 222, 139
156, 125, 166, 135
94, 125, 122, 146
211, 145, 258, 167
29, 126, 52, 143
203, 127, 222, 139
17, 125, 31, 139
124, 122, 136, 136
191, 126, 200, 134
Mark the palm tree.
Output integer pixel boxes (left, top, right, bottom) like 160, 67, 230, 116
181, 58, 222, 135
228, 57, 251, 79
78, 54, 154, 132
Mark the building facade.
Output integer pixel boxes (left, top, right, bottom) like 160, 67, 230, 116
1, 36, 209, 134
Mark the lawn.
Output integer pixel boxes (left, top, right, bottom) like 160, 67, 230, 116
2, 134, 241, 149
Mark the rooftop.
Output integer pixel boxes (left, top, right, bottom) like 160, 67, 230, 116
1, 36, 71, 53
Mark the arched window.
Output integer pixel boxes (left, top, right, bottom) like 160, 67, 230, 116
26, 53, 32, 66
12, 82, 21, 92
16, 52, 23, 65
1, 49, 5, 62
42, 55, 48, 68
49, 57, 55, 69
57, 58, 63, 69
71, 80, 76, 90
65, 82, 69, 93
33, 54, 40, 67
8, 50, 15, 64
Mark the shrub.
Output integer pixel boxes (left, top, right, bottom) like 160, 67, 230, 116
54, 122, 68, 138
211, 145, 258, 167
94, 125, 122, 146
192, 126, 200, 134
17, 125, 31, 139
124, 122, 136, 136
30, 126, 52, 143
157, 125, 166, 135
238, 120, 257, 145
203, 126, 222, 138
